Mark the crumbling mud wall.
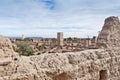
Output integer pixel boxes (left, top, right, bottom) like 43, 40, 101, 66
97, 16, 120, 50
0, 49, 120, 80
0, 35, 18, 58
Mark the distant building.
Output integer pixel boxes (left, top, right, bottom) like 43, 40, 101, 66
83, 38, 91, 48
91, 36, 97, 47
91, 36, 97, 43
57, 32, 64, 48
21, 34, 25, 40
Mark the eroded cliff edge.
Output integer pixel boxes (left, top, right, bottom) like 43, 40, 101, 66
0, 16, 120, 80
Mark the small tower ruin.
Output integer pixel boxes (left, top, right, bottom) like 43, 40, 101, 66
21, 34, 25, 40
57, 32, 64, 48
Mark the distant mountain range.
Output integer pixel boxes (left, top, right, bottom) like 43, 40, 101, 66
7, 36, 43, 39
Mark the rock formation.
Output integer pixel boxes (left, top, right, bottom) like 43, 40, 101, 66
0, 35, 18, 58
97, 16, 120, 49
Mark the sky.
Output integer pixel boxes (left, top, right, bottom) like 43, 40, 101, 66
0, 0, 120, 38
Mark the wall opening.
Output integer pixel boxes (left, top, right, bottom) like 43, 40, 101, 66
99, 70, 108, 80
53, 72, 71, 80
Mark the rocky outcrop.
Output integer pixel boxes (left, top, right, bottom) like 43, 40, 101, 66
97, 16, 120, 50
0, 35, 18, 58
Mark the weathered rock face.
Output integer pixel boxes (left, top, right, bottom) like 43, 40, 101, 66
97, 16, 120, 50
0, 35, 18, 58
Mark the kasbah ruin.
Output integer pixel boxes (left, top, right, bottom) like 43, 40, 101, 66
0, 16, 120, 80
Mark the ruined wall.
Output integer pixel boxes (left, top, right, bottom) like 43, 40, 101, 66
29, 49, 120, 80
0, 35, 18, 58
0, 49, 120, 80
97, 16, 120, 50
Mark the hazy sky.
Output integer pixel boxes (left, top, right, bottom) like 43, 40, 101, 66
0, 0, 120, 38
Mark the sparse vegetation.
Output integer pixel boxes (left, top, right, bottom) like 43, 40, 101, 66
16, 41, 34, 56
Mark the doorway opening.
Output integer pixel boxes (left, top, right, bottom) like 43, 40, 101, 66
99, 70, 107, 80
